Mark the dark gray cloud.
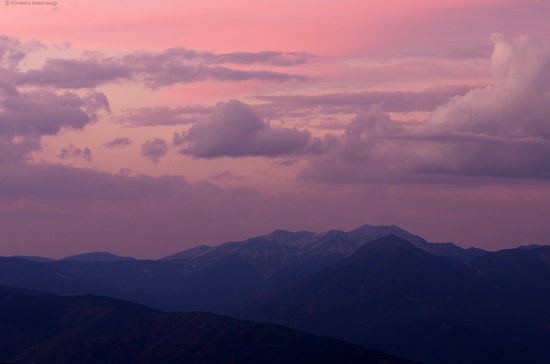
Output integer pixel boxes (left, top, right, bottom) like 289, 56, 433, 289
177, 100, 327, 158
59, 145, 92, 162
103, 137, 132, 148
141, 138, 168, 163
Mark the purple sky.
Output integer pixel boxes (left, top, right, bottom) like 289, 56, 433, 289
1, 0, 550, 258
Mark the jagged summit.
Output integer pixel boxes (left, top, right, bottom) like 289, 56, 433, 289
162, 224, 486, 267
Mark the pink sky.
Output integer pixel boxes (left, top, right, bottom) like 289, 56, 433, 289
1, 0, 550, 258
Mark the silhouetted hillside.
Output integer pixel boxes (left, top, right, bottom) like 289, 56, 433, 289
0, 291, 415, 364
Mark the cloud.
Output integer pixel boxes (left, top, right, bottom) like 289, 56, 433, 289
417, 33, 550, 178
0, 89, 109, 137
0, 35, 43, 70
18, 58, 132, 88
105, 137, 131, 148
429, 33, 550, 138
129, 63, 306, 89
17, 45, 310, 90
119, 47, 315, 68
255, 85, 473, 114
59, 145, 92, 162
0, 38, 110, 169
119, 48, 311, 87
103, 137, 132, 148
141, 138, 168, 163
177, 100, 327, 158
0, 85, 109, 167
302, 34, 550, 182
299, 107, 412, 183
0, 136, 40, 167
210, 170, 245, 181
117, 105, 211, 127
216, 51, 315, 66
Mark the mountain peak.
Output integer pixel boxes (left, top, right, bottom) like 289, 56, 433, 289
348, 224, 412, 240
349, 234, 420, 260
62, 252, 136, 262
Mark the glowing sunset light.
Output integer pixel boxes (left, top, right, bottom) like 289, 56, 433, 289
1, 0, 549, 258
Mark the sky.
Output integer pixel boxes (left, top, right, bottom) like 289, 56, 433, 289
1, 0, 550, 258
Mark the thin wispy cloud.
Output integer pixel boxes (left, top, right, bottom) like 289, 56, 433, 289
117, 105, 212, 127
103, 137, 132, 148
16, 47, 312, 90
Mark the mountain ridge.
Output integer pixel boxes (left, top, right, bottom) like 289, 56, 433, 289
163, 224, 488, 268
1, 225, 549, 363
62, 252, 136, 262
0, 290, 416, 364
235, 235, 550, 364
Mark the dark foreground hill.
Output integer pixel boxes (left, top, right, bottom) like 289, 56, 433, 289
236, 235, 550, 364
0, 288, 416, 364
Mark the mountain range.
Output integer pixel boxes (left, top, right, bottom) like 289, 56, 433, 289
235, 235, 550, 363
1, 224, 549, 363
1, 225, 487, 312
